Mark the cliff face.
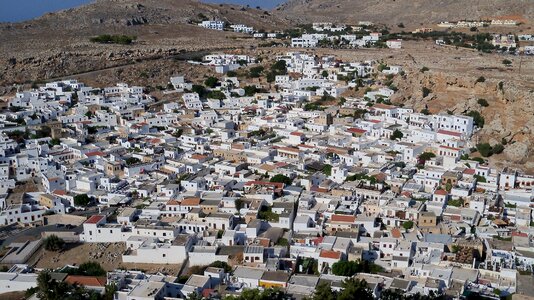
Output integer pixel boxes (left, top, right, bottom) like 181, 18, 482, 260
392, 70, 534, 167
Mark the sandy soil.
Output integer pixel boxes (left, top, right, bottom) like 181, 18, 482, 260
30, 242, 183, 275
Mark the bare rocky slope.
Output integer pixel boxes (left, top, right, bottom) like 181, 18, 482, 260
275, 0, 534, 25
0, 0, 288, 89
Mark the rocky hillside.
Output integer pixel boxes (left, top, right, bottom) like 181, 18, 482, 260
275, 0, 534, 25
392, 71, 534, 168
0, 0, 288, 89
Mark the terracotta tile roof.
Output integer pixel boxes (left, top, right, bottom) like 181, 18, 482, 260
52, 189, 66, 196
512, 231, 528, 237
191, 154, 207, 160
310, 186, 329, 193
85, 215, 105, 224
65, 275, 106, 287
400, 191, 412, 198
244, 181, 284, 189
437, 129, 462, 137
85, 151, 105, 157
331, 214, 356, 223
232, 143, 245, 150
290, 131, 305, 136
326, 147, 349, 155
167, 200, 180, 206
391, 228, 402, 238
463, 168, 476, 175
347, 127, 367, 134
181, 197, 201, 206
439, 145, 461, 151
434, 189, 448, 196
320, 249, 342, 259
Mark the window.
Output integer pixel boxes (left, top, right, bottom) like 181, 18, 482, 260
163, 254, 166, 257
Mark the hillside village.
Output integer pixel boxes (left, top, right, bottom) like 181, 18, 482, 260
0, 41, 534, 300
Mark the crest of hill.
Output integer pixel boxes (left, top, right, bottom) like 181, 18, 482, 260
1, 0, 287, 31
274, 0, 534, 25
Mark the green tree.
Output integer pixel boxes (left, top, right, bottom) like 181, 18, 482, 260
207, 90, 226, 100
209, 261, 232, 273
270, 174, 292, 185
125, 157, 141, 165
338, 278, 373, 300
43, 235, 65, 251
492, 143, 504, 154
249, 66, 265, 78
466, 110, 485, 128
192, 85, 207, 98
244, 85, 259, 96
77, 261, 106, 276
477, 98, 489, 107
313, 282, 338, 300
476, 143, 493, 157
321, 70, 329, 78
225, 288, 290, 300
332, 260, 362, 276
271, 60, 287, 74
402, 220, 414, 230
74, 194, 91, 206
322, 164, 333, 176
390, 129, 404, 140
419, 152, 436, 162
103, 284, 117, 300
204, 76, 219, 88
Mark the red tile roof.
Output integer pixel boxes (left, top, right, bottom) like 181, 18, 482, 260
191, 154, 207, 160
85, 151, 105, 157
181, 197, 201, 206
290, 131, 305, 136
85, 215, 105, 224
331, 214, 356, 223
277, 147, 300, 154
347, 128, 367, 134
512, 231, 528, 237
320, 249, 342, 259
434, 189, 448, 196
244, 181, 284, 189
439, 145, 461, 151
391, 228, 402, 238
437, 129, 462, 137
65, 275, 106, 287
52, 189, 67, 196
167, 200, 180, 206
310, 186, 329, 193
463, 169, 476, 175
